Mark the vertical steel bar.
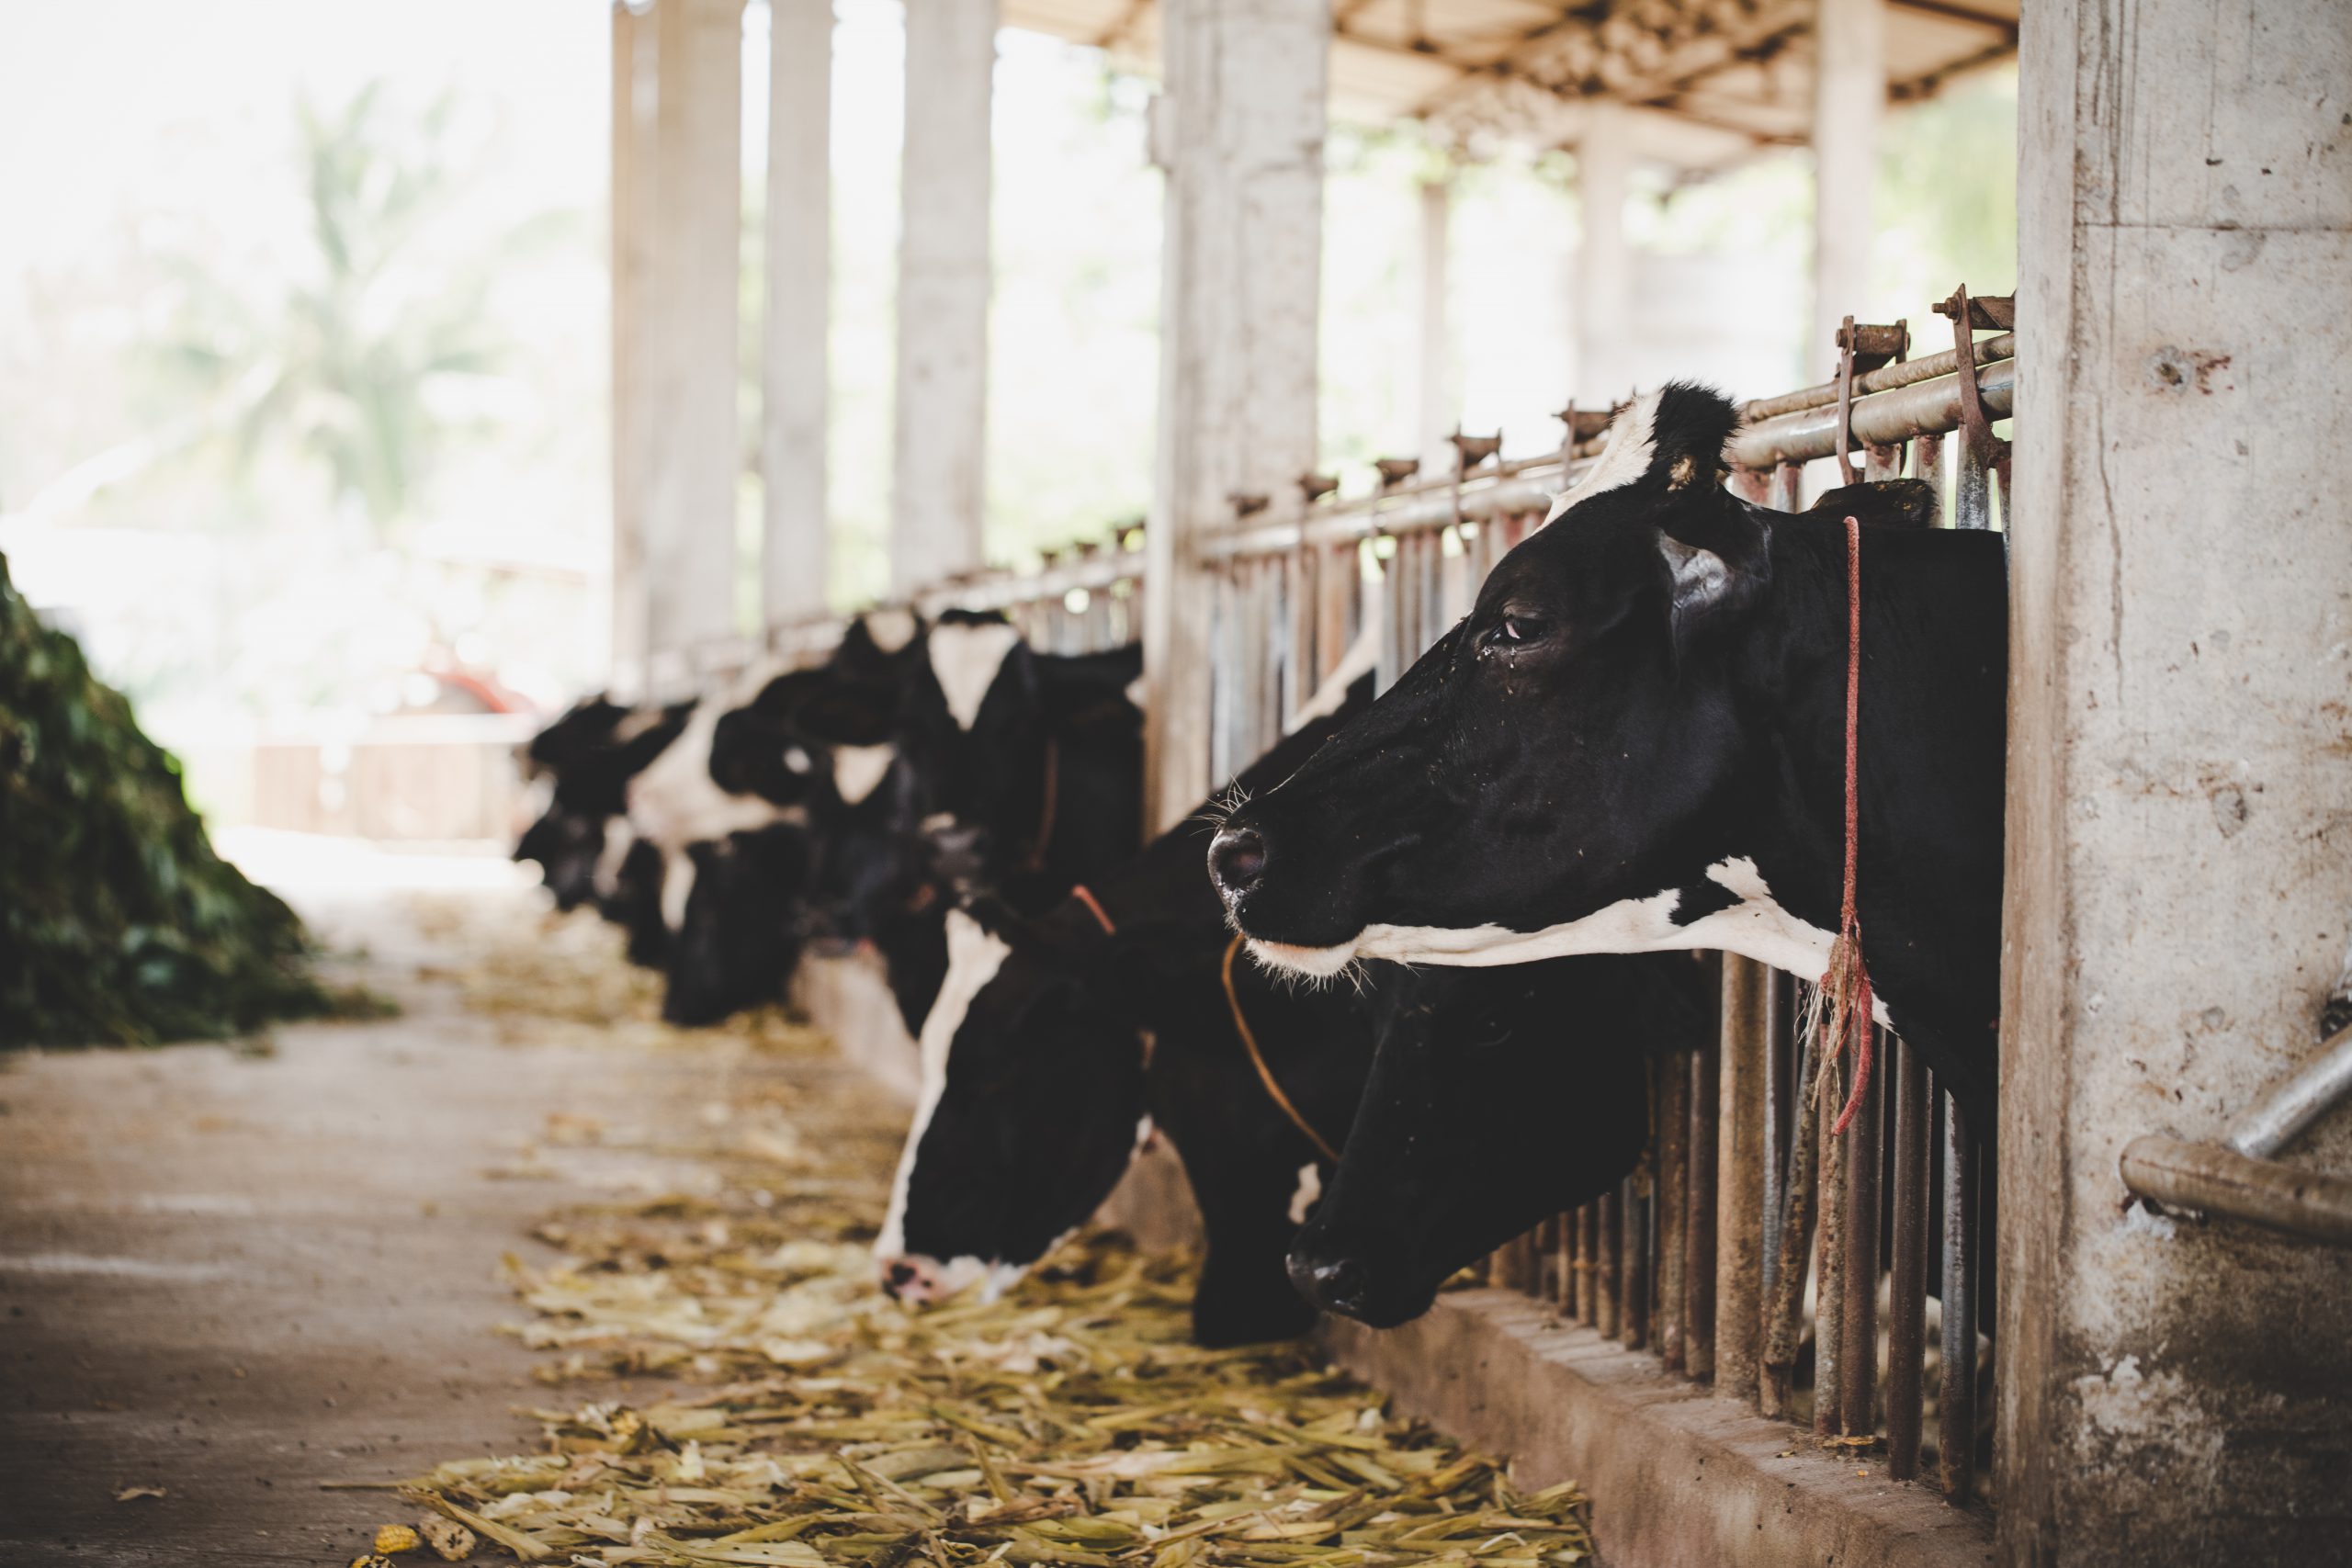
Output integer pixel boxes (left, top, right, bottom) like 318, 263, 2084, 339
1577, 1204, 1599, 1325
1596, 1191, 1621, 1339
1939, 1091, 1978, 1502
1862, 440, 1902, 483
1285, 547, 1314, 725
1761, 969, 1793, 1300
1839, 1032, 1883, 1438
1621, 1174, 1649, 1349
1316, 541, 1350, 682
1730, 466, 1772, 506
1770, 460, 1804, 514
1887, 1036, 1929, 1480
1554, 1211, 1575, 1308
1657, 1052, 1690, 1371
1715, 956, 1771, 1402
1760, 1030, 1820, 1419
1953, 429, 1992, 532
1815, 1053, 1849, 1436
1684, 1036, 1720, 1382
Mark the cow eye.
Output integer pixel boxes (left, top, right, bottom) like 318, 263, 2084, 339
1483, 614, 1547, 650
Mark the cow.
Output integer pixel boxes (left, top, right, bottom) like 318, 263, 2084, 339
895, 609, 1147, 917
514, 697, 692, 939
873, 682, 1379, 1346
662, 821, 817, 1025
1286, 953, 1716, 1328
1208, 383, 2007, 1126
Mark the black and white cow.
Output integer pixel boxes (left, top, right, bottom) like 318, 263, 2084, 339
874, 681, 1378, 1346
1210, 384, 2007, 1125
514, 698, 692, 933
896, 610, 1147, 916
1287, 953, 1715, 1327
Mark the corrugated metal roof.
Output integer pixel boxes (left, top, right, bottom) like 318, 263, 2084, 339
1000, 0, 2018, 169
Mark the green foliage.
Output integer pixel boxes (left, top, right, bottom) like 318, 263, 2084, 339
0, 551, 329, 1046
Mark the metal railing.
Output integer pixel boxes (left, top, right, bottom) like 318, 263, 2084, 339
667, 288, 2019, 1510
1193, 293, 2013, 1508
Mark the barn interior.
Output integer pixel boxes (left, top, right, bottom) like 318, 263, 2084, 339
4, 4, 2349, 1568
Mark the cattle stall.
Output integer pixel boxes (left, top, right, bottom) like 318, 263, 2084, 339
673, 301, 2017, 1539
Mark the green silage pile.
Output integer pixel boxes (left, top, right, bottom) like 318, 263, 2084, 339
0, 550, 329, 1046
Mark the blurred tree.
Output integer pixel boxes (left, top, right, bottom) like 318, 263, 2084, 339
151, 84, 513, 545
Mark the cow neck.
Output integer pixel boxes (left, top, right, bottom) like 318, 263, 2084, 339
1220, 935, 1341, 1163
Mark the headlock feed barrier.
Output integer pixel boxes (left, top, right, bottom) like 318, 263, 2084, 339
693, 287, 2017, 1513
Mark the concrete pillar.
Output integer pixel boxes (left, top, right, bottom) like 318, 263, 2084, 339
644, 0, 746, 657
610, 1, 658, 689
2001, 3, 2352, 1563
1416, 177, 1453, 472
763, 0, 832, 625
1810, 0, 1882, 377
889, 0, 995, 595
1144, 0, 1329, 829
1572, 103, 1634, 403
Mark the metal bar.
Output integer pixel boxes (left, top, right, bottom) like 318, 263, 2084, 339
1939, 1090, 1978, 1502
1953, 422, 1993, 531
1761, 969, 1794, 1299
1887, 1036, 1930, 1479
1577, 1203, 1599, 1325
2229, 1022, 2352, 1159
1197, 360, 2015, 559
2120, 1135, 2352, 1247
1740, 333, 2013, 422
1839, 1032, 1883, 1438
1814, 1051, 1848, 1436
1622, 1174, 1649, 1350
1770, 461, 1804, 515
1715, 956, 1771, 1400
1657, 1051, 1691, 1371
1597, 1190, 1622, 1339
1760, 1037, 1820, 1418
1685, 1035, 1720, 1382
1553, 1211, 1575, 1307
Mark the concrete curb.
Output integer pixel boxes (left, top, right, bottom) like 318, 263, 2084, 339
1322, 1291, 1994, 1568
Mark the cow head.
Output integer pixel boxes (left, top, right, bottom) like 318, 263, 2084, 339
660, 823, 815, 1026
1210, 383, 1916, 985
874, 901, 1151, 1307
1287, 953, 1709, 1328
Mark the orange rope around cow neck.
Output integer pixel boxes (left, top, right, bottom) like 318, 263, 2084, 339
1069, 883, 1116, 936
1221, 935, 1341, 1163
1824, 514, 1877, 1136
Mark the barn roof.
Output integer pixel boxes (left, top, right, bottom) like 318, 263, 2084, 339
1002, 0, 2018, 170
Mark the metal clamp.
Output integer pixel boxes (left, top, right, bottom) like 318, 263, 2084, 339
1935, 287, 2014, 494
2121, 1021, 2352, 1247
1832, 317, 1910, 487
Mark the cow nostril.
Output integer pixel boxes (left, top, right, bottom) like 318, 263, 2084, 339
1287, 1250, 1367, 1313
1209, 827, 1268, 897
887, 1259, 916, 1286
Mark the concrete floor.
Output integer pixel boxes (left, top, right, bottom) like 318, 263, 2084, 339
0, 867, 805, 1566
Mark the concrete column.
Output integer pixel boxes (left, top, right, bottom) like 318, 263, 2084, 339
889, 0, 995, 595
2002, 3, 2352, 1563
1572, 103, 1634, 402
645, 0, 746, 657
1416, 177, 1453, 472
610, 1, 658, 689
763, 0, 831, 625
1810, 0, 1881, 377
1144, 0, 1329, 829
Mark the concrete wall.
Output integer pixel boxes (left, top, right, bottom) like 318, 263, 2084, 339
2003, 3, 2352, 1562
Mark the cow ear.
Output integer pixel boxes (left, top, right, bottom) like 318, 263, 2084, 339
1656, 502, 1770, 654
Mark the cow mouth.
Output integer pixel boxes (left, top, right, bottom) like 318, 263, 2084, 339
1241, 935, 1362, 979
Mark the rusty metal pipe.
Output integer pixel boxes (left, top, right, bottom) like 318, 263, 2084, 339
2120, 1134, 2352, 1247
2228, 1022, 2352, 1159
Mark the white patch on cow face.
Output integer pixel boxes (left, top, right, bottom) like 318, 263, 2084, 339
865, 606, 919, 654
660, 844, 698, 933
1250, 857, 1892, 1027
832, 743, 896, 807
593, 817, 636, 898
785, 746, 813, 775
1546, 386, 1663, 522
927, 620, 1023, 731
1288, 1163, 1323, 1225
522, 773, 556, 819
1124, 673, 1149, 711
612, 704, 668, 744
628, 692, 797, 848
875, 909, 1013, 1263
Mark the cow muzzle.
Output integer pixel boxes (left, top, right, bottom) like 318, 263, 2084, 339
878, 1253, 946, 1305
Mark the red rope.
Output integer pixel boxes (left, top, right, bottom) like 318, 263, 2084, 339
1069, 883, 1116, 936
1827, 514, 1876, 1136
